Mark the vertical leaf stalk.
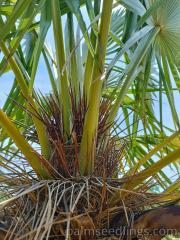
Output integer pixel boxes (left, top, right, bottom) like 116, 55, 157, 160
79, 0, 113, 175
67, 12, 79, 103
51, 0, 71, 137
83, 0, 101, 102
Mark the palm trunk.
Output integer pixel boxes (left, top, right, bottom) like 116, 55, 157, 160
110, 205, 180, 239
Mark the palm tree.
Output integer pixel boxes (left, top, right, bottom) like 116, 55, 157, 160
0, 0, 180, 239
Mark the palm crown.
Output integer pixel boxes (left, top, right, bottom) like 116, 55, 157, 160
0, 0, 179, 239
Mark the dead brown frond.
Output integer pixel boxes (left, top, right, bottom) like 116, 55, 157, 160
0, 178, 175, 240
